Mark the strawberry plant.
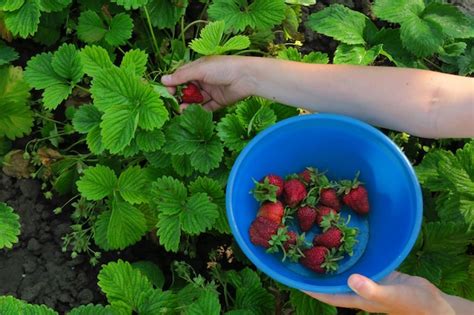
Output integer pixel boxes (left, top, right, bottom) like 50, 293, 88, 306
0, 0, 472, 313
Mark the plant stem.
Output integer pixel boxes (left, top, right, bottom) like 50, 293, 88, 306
181, 15, 186, 48
75, 85, 91, 94
34, 113, 66, 125
144, 6, 160, 59
423, 58, 442, 71
181, 19, 208, 37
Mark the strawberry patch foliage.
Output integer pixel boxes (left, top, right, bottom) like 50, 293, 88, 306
0, 0, 473, 313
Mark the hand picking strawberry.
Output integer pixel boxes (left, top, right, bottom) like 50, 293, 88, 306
249, 167, 368, 274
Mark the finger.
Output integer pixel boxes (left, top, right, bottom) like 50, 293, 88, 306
348, 274, 409, 306
203, 100, 223, 112
166, 86, 176, 95
200, 89, 212, 104
162, 59, 207, 86
303, 291, 370, 310
179, 103, 190, 113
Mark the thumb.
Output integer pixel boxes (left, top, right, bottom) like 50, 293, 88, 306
161, 61, 205, 86
348, 274, 408, 306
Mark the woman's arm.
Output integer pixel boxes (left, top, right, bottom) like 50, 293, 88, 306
246, 57, 474, 138
162, 56, 474, 138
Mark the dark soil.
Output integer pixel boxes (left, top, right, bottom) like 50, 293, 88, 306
0, 173, 101, 313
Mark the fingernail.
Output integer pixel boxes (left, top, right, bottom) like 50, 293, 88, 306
348, 275, 364, 294
162, 75, 172, 84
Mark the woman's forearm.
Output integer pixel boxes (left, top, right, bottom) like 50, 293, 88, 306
443, 293, 474, 315
244, 57, 474, 138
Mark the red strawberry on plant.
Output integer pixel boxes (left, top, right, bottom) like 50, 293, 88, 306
313, 227, 342, 249
284, 179, 307, 207
252, 174, 284, 203
249, 216, 279, 248
338, 172, 370, 215
296, 206, 317, 232
257, 201, 285, 224
300, 246, 342, 273
181, 83, 204, 104
315, 206, 338, 226
320, 188, 341, 211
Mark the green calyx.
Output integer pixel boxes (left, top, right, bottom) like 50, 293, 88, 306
251, 177, 279, 203
321, 248, 344, 272
336, 170, 363, 195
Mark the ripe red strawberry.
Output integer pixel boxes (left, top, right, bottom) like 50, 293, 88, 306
283, 231, 298, 251
266, 175, 284, 196
299, 246, 327, 273
296, 206, 317, 232
252, 174, 284, 203
249, 216, 279, 248
342, 186, 369, 215
315, 206, 337, 225
284, 179, 307, 207
257, 201, 285, 224
299, 169, 312, 184
313, 227, 342, 249
181, 83, 204, 103
319, 188, 341, 211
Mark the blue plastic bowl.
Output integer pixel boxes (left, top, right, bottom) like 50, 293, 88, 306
226, 113, 422, 293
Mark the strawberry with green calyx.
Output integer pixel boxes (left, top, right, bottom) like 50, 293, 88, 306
283, 178, 307, 207
298, 167, 319, 185
316, 206, 338, 226
337, 171, 370, 215
296, 206, 317, 232
318, 214, 359, 256
178, 83, 204, 104
300, 247, 343, 273
249, 216, 279, 248
284, 232, 311, 262
267, 227, 310, 262
251, 175, 284, 203
257, 201, 285, 224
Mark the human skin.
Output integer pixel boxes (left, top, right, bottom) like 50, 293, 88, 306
162, 55, 474, 138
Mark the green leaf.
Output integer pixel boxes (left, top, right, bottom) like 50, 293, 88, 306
186, 290, 221, 315
93, 210, 112, 251
152, 176, 188, 215
189, 177, 229, 234
373, 0, 425, 23
110, 0, 148, 10
180, 193, 219, 235
270, 102, 299, 121
76, 165, 118, 201
0, 66, 33, 140
236, 98, 276, 134
131, 261, 165, 289
68, 304, 113, 315
442, 42, 467, 57
0, 41, 18, 65
135, 129, 165, 152
0, 202, 20, 249
190, 21, 250, 56
87, 126, 106, 155
105, 13, 133, 46
146, 0, 188, 29
171, 154, 193, 177
77, 10, 107, 42
216, 113, 248, 152
139, 290, 177, 315
164, 105, 222, 173
0, 295, 58, 314
33, 10, 66, 46
307, 4, 369, 45
51, 43, 83, 83
107, 199, 147, 249
208, 0, 286, 33
423, 3, 474, 39
400, 14, 444, 57
39, 0, 71, 12
118, 165, 150, 204
73, 104, 102, 134
121, 49, 148, 77
227, 268, 275, 315
100, 106, 139, 154
4, 0, 41, 37
334, 44, 383, 65
285, 0, 315, 5
156, 212, 181, 252
370, 28, 420, 68
98, 260, 154, 312
289, 290, 337, 315
0, 0, 25, 11
79, 45, 114, 77
277, 47, 329, 64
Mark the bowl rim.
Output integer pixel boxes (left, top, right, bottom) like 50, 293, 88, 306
226, 113, 423, 293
